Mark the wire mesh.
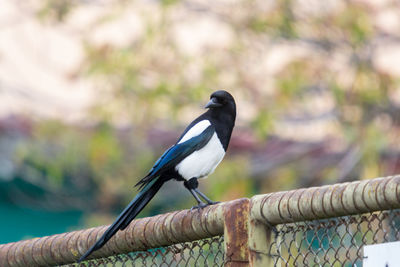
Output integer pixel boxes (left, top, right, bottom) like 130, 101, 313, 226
269, 209, 400, 266
68, 236, 224, 267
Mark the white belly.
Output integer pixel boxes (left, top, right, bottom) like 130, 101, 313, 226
175, 133, 225, 180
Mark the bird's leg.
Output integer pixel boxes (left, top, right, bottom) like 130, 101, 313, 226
194, 188, 220, 205
188, 189, 208, 210
184, 178, 208, 210
184, 178, 219, 208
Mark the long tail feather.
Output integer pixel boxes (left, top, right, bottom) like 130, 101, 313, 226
78, 178, 164, 263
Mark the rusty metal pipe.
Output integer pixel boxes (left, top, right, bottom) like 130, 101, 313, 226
0, 200, 227, 266
251, 175, 400, 225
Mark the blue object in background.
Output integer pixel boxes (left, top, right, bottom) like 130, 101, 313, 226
0, 202, 82, 243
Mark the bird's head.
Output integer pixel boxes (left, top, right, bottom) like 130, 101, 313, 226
205, 89, 236, 130
205, 90, 236, 110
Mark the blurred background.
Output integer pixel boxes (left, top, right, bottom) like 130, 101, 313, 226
1, 0, 400, 243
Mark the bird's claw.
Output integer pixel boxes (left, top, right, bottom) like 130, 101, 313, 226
207, 201, 220, 205
190, 202, 208, 211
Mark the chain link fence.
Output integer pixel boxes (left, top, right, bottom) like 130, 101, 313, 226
72, 236, 224, 267
269, 209, 400, 267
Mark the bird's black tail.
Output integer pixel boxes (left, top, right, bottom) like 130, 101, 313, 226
78, 178, 164, 263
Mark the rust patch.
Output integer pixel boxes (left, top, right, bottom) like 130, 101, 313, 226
223, 198, 250, 267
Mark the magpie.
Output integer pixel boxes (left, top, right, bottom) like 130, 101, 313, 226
78, 90, 236, 262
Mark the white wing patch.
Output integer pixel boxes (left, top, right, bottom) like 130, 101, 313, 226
178, 120, 211, 144
175, 132, 225, 180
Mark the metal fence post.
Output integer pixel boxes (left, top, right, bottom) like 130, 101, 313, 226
223, 198, 250, 266
249, 195, 275, 267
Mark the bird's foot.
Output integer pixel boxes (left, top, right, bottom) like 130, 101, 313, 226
190, 202, 208, 211
206, 201, 220, 205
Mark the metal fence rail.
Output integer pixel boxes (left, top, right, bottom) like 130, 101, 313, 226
1, 175, 400, 266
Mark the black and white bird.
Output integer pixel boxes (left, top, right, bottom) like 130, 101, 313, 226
78, 90, 236, 262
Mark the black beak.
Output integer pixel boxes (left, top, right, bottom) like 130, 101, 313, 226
205, 97, 222, 109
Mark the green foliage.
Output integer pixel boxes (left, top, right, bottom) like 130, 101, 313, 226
207, 156, 252, 201
37, 0, 74, 22
277, 61, 310, 98
252, 109, 274, 139
247, 0, 297, 38
88, 123, 122, 179
16, 121, 89, 188
336, 6, 373, 47
160, 0, 181, 7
